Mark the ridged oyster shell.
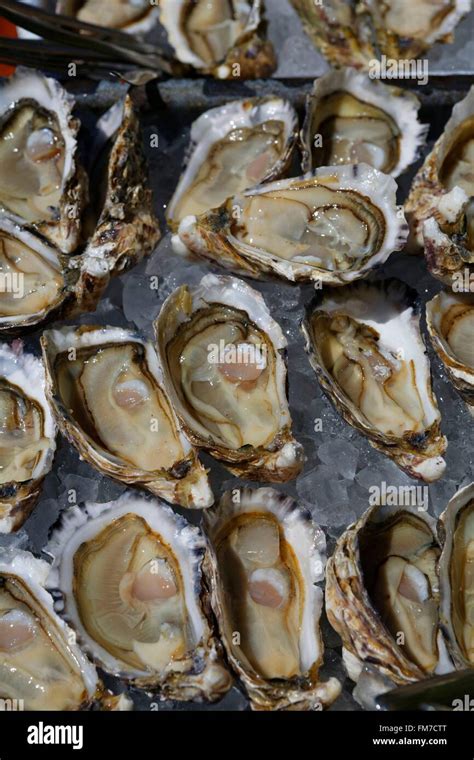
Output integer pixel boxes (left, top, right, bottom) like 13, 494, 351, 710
203, 487, 341, 710
41, 325, 212, 509
176, 165, 408, 284
302, 280, 447, 482
0, 545, 98, 710
167, 96, 298, 231
300, 67, 427, 177
46, 492, 232, 701
154, 274, 304, 482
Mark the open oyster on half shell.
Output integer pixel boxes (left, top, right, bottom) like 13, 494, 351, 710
203, 487, 341, 710
300, 68, 427, 176
0, 545, 98, 710
41, 325, 212, 509
438, 482, 474, 669
155, 274, 304, 482
0, 343, 56, 533
167, 96, 298, 231
302, 280, 447, 482
159, 0, 276, 79
0, 68, 86, 255
326, 504, 453, 707
46, 493, 232, 701
177, 165, 408, 284
426, 290, 474, 413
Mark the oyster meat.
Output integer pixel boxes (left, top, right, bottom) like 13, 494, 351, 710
203, 487, 341, 710
177, 165, 408, 284
57, 0, 161, 33
155, 274, 304, 481
46, 492, 232, 701
0, 546, 98, 710
167, 96, 298, 231
438, 483, 474, 669
326, 504, 453, 705
159, 0, 276, 79
300, 67, 427, 177
41, 325, 212, 509
0, 343, 56, 533
0, 68, 86, 254
302, 280, 447, 481
426, 290, 474, 413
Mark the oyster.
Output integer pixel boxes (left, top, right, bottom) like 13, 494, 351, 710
290, 0, 470, 70
0, 343, 56, 533
57, 0, 161, 33
326, 504, 453, 700
406, 86, 474, 257
300, 68, 427, 176
426, 290, 474, 413
302, 280, 447, 482
46, 492, 232, 701
176, 165, 408, 284
41, 325, 212, 509
159, 0, 276, 79
167, 96, 298, 231
438, 483, 474, 668
0, 68, 86, 254
0, 546, 98, 710
203, 487, 341, 710
155, 274, 304, 481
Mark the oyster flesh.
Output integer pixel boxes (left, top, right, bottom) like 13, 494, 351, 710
159, 0, 276, 79
438, 483, 474, 669
302, 280, 447, 482
155, 274, 304, 481
176, 165, 408, 284
0, 68, 86, 254
0, 343, 56, 533
0, 546, 98, 710
57, 0, 161, 34
46, 492, 232, 701
426, 290, 474, 413
167, 96, 298, 231
326, 504, 453, 701
41, 325, 212, 509
203, 487, 341, 710
300, 67, 427, 176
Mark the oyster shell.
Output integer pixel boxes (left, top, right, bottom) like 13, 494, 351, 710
57, 0, 161, 34
300, 68, 427, 176
438, 483, 474, 669
176, 165, 408, 284
0, 68, 87, 254
41, 325, 212, 509
302, 280, 447, 482
155, 274, 304, 482
0, 545, 98, 710
159, 0, 276, 79
406, 86, 474, 257
0, 343, 56, 533
167, 96, 298, 231
326, 504, 453, 700
426, 290, 474, 413
422, 191, 474, 287
46, 492, 232, 701
203, 487, 341, 710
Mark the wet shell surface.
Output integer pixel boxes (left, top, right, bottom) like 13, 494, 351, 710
154, 274, 304, 481
167, 96, 298, 231
57, 0, 161, 34
0, 545, 98, 710
40, 325, 213, 509
176, 164, 408, 284
302, 280, 447, 482
0, 68, 87, 254
300, 67, 427, 177
46, 492, 232, 700
203, 487, 341, 710
0, 343, 56, 533
426, 289, 474, 413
